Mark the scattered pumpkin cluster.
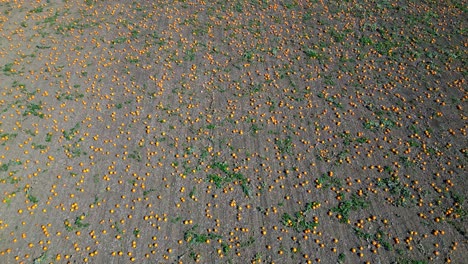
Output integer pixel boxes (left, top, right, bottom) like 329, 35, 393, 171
0, 0, 465, 263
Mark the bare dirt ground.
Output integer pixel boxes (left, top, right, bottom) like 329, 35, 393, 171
0, 0, 466, 263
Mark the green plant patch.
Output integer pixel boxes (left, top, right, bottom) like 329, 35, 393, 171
184, 225, 222, 244
331, 194, 369, 223
206, 161, 251, 196
282, 202, 320, 232
22, 102, 44, 118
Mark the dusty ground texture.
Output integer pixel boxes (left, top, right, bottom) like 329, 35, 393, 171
0, 0, 466, 263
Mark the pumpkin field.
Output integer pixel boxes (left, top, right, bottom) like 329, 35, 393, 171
0, 0, 466, 263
